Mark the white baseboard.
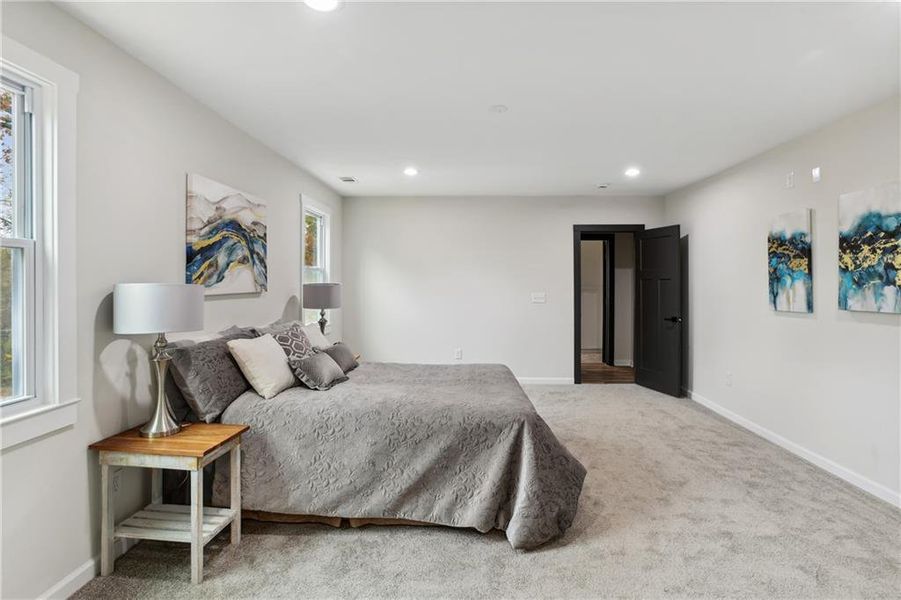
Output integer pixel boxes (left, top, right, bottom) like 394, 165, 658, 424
518, 377, 574, 385
613, 359, 634, 367
39, 537, 139, 599
685, 388, 901, 508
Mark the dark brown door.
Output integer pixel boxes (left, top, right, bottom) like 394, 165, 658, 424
635, 225, 682, 397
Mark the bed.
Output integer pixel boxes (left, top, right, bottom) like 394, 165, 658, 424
210, 362, 586, 549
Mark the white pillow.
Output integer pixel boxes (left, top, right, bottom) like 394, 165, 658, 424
301, 323, 331, 350
227, 334, 295, 399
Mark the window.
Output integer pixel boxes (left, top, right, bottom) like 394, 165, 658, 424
1, 75, 38, 407
1, 37, 79, 449
302, 206, 328, 324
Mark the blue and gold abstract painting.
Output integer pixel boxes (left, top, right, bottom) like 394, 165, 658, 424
838, 183, 900, 313
768, 209, 813, 313
186, 174, 267, 295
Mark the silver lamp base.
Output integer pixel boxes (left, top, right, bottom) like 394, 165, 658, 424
318, 309, 328, 335
141, 333, 182, 438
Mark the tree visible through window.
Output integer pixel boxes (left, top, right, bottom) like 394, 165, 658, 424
1, 77, 35, 404
303, 208, 327, 324
1, 89, 16, 398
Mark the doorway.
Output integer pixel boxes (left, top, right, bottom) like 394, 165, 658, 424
573, 223, 685, 396
574, 225, 643, 384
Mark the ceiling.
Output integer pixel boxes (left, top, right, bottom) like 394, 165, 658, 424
60, 1, 899, 197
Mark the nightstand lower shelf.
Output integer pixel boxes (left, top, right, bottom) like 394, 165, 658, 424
116, 504, 237, 545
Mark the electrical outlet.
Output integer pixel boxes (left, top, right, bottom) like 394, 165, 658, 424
725, 371, 733, 387
454, 348, 463, 360
530, 292, 547, 304
112, 469, 122, 493
785, 171, 795, 189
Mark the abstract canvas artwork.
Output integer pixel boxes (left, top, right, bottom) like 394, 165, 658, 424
838, 182, 900, 313
768, 209, 813, 313
186, 174, 267, 295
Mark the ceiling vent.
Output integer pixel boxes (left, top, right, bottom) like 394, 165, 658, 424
339, 176, 357, 183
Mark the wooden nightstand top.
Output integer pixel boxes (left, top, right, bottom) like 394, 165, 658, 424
89, 423, 249, 458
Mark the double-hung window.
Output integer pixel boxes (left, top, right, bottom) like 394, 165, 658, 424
1, 37, 79, 450
302, 205, 329, 325
1, 75, 38, 407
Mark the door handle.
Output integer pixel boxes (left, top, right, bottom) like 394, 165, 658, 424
665, 316, 683, 323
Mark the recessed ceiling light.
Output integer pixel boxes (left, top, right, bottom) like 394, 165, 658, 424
339, 176, 357, 183
597, 183, 611, 189
304, 0, 340, 12
489, 104, 509, 113
403, 166, 419, 177
624, 167, 641, 178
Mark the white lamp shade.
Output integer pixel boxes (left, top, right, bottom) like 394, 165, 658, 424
303, 283, 342, 309
114, 283, 205, 335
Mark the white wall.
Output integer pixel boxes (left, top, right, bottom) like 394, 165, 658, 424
613, 233, 635, 365
665, 96, 900, 503
343, 195, 664, 381
580, 241, 604, 350
0, 3, 342, 598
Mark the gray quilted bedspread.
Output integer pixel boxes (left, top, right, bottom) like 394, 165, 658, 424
211, 362, 586, 549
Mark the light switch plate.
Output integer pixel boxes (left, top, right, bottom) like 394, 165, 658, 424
785, 171, 795, 188
531, 292, 547, 304
811, 166, 821, 183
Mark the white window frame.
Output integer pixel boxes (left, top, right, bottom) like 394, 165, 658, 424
302, 200, 331, 326
303, 205, 329, 280
0, 37, 79, 450
2, 73, 42, 409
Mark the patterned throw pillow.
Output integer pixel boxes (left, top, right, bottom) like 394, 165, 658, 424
168, 329, 256, 422
272, 323, 314, 363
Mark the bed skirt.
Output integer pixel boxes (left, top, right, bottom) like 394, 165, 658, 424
242, 510, 440, 530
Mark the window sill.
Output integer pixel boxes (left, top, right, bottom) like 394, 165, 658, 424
0, 397, 79, 451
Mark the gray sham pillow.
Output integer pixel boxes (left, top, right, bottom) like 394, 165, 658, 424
163, 327, 256, 422
254, 319, 302, 337
168, 329, 255, 422
320, 342, 359, 374
289, 353, 348, 391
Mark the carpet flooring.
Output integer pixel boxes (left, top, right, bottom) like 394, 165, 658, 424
73, 384, 900, 599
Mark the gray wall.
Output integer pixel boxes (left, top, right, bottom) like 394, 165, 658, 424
613, 232, 635, 366
665, 96, 900, 501
0, 3, 341, 598
579, 240, 604, 350
342, 195, 664, 380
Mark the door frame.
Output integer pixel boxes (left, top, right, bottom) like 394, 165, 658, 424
573, 224, 645, 384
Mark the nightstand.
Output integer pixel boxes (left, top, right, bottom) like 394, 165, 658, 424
89, 423, 249, 584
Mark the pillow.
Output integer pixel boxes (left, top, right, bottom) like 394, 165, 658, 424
254, 319, 301, 337
289, 353, 348, 391
168, 329, 256, 422
320, 342, 359, 374
272, 323, 314, 363
227, 335, 297, 400
301, 323, 331, 350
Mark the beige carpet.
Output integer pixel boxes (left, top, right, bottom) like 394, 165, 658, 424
73, 384, 900, 599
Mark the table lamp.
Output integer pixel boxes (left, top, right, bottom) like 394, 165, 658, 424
113, 283, 204, 437
302, 283, 341, 334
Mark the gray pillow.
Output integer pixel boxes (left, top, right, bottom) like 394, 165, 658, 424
254, 319, 302, 337
163, 328, 256, 422
320, 342, 359, 374
168, 329, 255, 422
272, 323, 314, 363
289, 353, 348, 391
